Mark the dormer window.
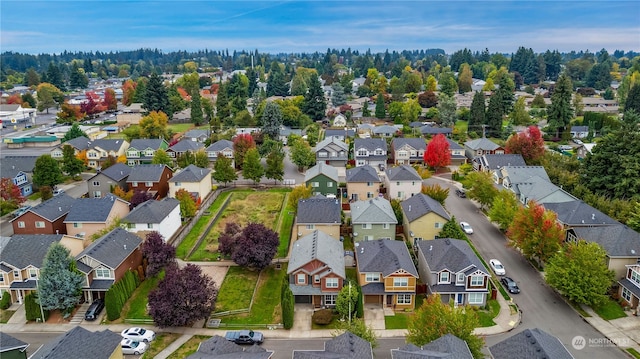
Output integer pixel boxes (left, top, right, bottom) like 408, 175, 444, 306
439, 271, 449, 283
457, 273, 465, 284
357, 149, 368, 156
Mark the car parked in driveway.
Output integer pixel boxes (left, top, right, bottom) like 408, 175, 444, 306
501, 276, 520, 294
455, 188, 466, 198
121, 327, 155, 343
460, 221, 473, 234
121, 339, 148, 355
53, 188, 65, 196
489, 259, 506, 276
84, 299, 105, 321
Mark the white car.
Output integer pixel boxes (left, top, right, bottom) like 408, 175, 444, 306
121, 339, 148, 355
460, 221, 473, 234
121, 327, 155, 343
490, 259, 506, 276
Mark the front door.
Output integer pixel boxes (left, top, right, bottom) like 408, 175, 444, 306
457, 293, 464, 305
386, 295, 393, 307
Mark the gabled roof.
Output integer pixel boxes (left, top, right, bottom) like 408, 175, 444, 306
206, 139, 234, 152
127, 164, 172, 182
543, 201, 618, 227
502, 166, 550, 184
184, 129, 210, 139
64, 194, 127, 223
297, 197, 341, 224
479, 154, 526, 170
446, 138, 464, 150
324, 129, 355, 138
572, 224, 640, 257
91, 139, 127, 153
12, 194, 75, 222
392, 138, 426, 151
386, 165, 421, 181
0, 332, 29, 353
31, 326, 122, 359
304, 162, 339, 183
288, 230, 345, 279
186, 335, 273, 359
97, 163, 132, 181
77, 227, 141, 269
315, 136, 348, 151
420, 126, 452, 135
392, 334, 473, 359
516, 180, 576, 204
489, 328, 574, 359
128, 138, 166, 151
464, 137, 501, 150
123, 198, 180, 224
417, 238, 488, 274
354, 138, 387, 152
293, 331, 373, 359
0, 156, 38, 178
373, 125, 398, 134
356, 239, 418, 277
0, 235, 62, 270
346, 165, 380, 183
169, 138, 205, 152
571, 125, 589, 132
401, 193, 451, 223
350, 198, 396, 224
62, 136, 92, 151
172, 164, 211, 183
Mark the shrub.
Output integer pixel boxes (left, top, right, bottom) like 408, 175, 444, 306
24, 293, 48, 322
105, 270, 141, 321
281, 276, 295, 329
0, 291, 10, 310
312, 309, 334, 325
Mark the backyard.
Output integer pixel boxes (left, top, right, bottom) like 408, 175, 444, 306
214, 266, 260, 314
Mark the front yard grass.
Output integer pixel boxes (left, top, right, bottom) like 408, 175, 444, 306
0, 309, 15, 323
385, 313, 411, 329
593, 298, 627, 320
476, 299, 500, 327
141, 332, 181, 359
167, 123, 197, 134
118, 272, 164, 322
167, 335, 210, 359
214, 266, 259, 313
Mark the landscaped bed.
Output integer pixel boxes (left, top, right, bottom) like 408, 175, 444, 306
476, 299, 500, 327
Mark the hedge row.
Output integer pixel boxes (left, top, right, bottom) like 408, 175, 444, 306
105, 270, 140, 321
281, 276, 294, 329
25, 292, 49, 322
0, 291, 10, 310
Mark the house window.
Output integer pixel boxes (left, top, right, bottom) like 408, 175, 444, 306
374, 149, 384, 155
357, 149, 368, 156
318, 151, 328, 158
439, 272, 449, 283
396, 182, 400, 186
13, 270, 20, 279
297, 273, 305, 284
471, 275, 484, 286
457, 273, 465, 284
311, 182, 319, 187
326, 278, 339, 288
92, 181, 100, 186
35, 221, 45, 228
365, 273, 380, 282
93, 191, 102, 198
393, 278, 408, 287
367, 182, 373, 186
132, 181, 138, 187
127, 223, 135, 229
175, 182, 181, 186
397, 192, 403, 198
314, 275, 320, 283
468, 293, 484, 304
631, 270, 640, 286
622, 287, 632, 302
397, 294, 412, 304
147, 224, 153, 229
367, 192, 374, 198
145, 181, 153, 187
435, 222, 442, 228
306, 224, 315, 230
28, 268, 38, 279
17, 221, 25, 228
362, 223, 371, 229
363, 235, 373, 241
95, 267, 111, 278
382, 223, 389, 229
327, 182, 333, 187
0, 275, 4, 283
73, 223, 82, 228
324, 294, 337, 306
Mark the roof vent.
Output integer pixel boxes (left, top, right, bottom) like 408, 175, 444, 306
429, 245, 433, 251
592, 213, 596, 220
59, 207, 62, 211
124, 244, 127, 250
408, 205, 411, 211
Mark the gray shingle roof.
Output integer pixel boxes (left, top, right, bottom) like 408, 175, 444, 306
172, 164, 211, 183
63, 136, 92, 150
98, 163, 132, 181
296, 197, 341, 224
392, 138, 426, 151
304, 162, 339, 183
356, 239, 418, 277
288, 230, 345, 279
0, 331, 29, 352
502, 166, 550, 184
350, 198, 396, 224
386, 165, 421, 181
31, 327, 121, 359
446, 138, 464, 150
346, 165, 380, 183
293, 332, 373, 359
489, 328, 574, 359
91, 139, 126, 152
417, 238, 488, 274
543, 201, 618, 226
64, 194, 126, 223
479, 154, 526, 170
127, 164, 171, 182
186, 335, 273, 359
129, 138, 166, 151
516, 180, 576, 204
420, 126, 452, 135
0, 234, 61, 270
572, 224, 640, 257
184, 129, 210, 139
13, 194, 76, 222
464, 137, 501, 150
315, 136, 348, 151
324, 129, 355, 138
373, 125, 398, 134
206, 139, 234, 153
392, 334, 473, 359
124, 198, 180, 224
169, 139, 205, 152
77, 227, 141, 269
401, 193, 451, 223
0, 156, 38, 178
355, 138, 387, 152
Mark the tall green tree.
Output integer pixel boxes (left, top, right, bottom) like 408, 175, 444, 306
485, 93, 503, 137
457, 63, 473, 93
261, 101, 283, 139
175, 188, 197, 218
33, 155, 63, 188
242, 148, 264, 185
469, 91, 485, 133
509, 97, 531, 125
439, 71, 458, 97
547, 73, 574, 138
36, 83, 63, 113
151, 149, 173, 166
62, 145, 85, 177
267, 61, 288, 97
290, 140, 316, 171
436, 93, 457, 127
265, 148, 284, 184
331, 83, 347, 107
62, 123, 88, 142
625, 83, 640, 114
190, 90, 204, 125
438, 217, 468, 240
46, 62, 65, 91
335, 280, 359, 320
375, 93, 386, 119
302, 74, 327, 121
38, 243, 83, 312
212, 155, 237, 186
488, 189, 520, 231
69, 62, 88, 89
464, 171, 498, 210
144, 73, 170, 116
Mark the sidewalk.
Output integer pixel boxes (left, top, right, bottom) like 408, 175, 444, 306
581, 306, 640, 353
475, 290, 521, 336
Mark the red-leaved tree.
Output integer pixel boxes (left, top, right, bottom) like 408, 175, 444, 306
122, 80, 136, 106
232, 133, 256, 170
504, 126, 545, 164
0, 178, 26, 205
424, 134, 451, 172
141, 231, 175, 277
231, 223, 279, 270
104, 88, 118, 111
148, 263, 218, 328
130, 191, 153, 209
507, 200, 564, 264
218, 222, 242, 257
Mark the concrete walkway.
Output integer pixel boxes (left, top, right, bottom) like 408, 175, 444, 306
475, 290, 521, 336
581, 306, 640, 353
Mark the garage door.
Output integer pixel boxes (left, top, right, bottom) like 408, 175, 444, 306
364, 295, 380, 304
295, 295, 312, 304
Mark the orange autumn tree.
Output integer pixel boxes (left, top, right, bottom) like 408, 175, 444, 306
122, 80, 136, 106
112, 186, 134, 202
76, 150, 88, 166
507, 200, 564, 264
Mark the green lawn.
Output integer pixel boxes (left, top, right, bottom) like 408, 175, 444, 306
454, 120, 468, 134
141, 333, 181, 359
168, 123, 198, 134
627, 348, 640, 359
385, 313, 411, 329
123, 272, 164, 320
0, 309, 15, 323
593, 299, 627, 320
277, 200, 294, 258
476, 299, 500, 327
214, 267, 259, 313
167, 335, 210, 359
345, 268, 358, 282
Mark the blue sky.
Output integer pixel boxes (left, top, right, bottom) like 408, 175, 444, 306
1, 1, 639, 55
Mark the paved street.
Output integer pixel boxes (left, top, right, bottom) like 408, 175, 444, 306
427, 176, 629, 359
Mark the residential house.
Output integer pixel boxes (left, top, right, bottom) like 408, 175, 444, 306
305, 162, 339, 196
126, 164, 173, 199
0, 332, 29, 359
498, 166, 576, 205
76, 227, 142, 302
31, 327, 122, 359
166, 138, 205, 159
279, 126, 304, 145
332, 114, 347, 127
446, 138, 467, 166
354, 138, 387, 169
87, 163, 132, 198
293, 332, 373, 359
464, 137, 504, 160
84, 139, 129, 169
543, 200, 618, 229
295, 196, 341, 239
63, 194, 130, 239
618, 264, 640, 312
489, 328, 575, 359
384, 165, 422, 200
11, 194, 76, 235
185, 335, 274, 359
391, 138, 426, 165
473, 153, 525, 173
126, 138, 169, 166
287, 230, 345, 308
355, 239, 418, 310
416, 238, 490, 306
184, 128, 210, 143
575, 143, 596, 159
373, 125, 398, 138
350, 198, 397, 241
206, 139, 235, 167
345, 165, 380, 201
391, 334, 473, 359
50, 136, 92, 159
357, 123, 375, 137
169, 164, 212, 202
570, 125, 589, 139
0, 156, 37, 196
123, 198, 181, 240
315, 136, 349, 167
0, 234, 61, 304
582, 97, 619, 114
324, 128, 355, 142
401, 193, 451, 242
420, 125, 452, 137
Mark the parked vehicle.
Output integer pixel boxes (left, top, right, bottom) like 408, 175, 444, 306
460, 221, 473, 234
121, 339, 148, 355
225, 330, 264, 345
12, 205, 32, 218
501, 276, 521, 294
84, 299, 105, 321
489, 259, 506, 276
558, 145, 572, 151
455, 188, 466, 198
121, 327, 155, 343
53, 188, 65, 196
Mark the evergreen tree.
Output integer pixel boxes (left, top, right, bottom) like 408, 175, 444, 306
302, 74, 327, 121
62, 145, 85, 177
215, 83, 230, 124
486, 94, 503, 137
625, 84, 640, 114
144, 73, 170, 116
547, 74, 574, 138
62, 123, 88, 142
469, 91, 485, 133
496, 75, 515, 115
436, 93, 457, 127
190, 90, 204, 125
267, 61, 288, 97
331, 83, 347, 107
38, 243, 83, 312
242, 148, 264, 185
375, 93, 386, 119
69, 62, 88, 89
362, 100, 371, 117
46, 62, 65, 91
261, 101, 283, 139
